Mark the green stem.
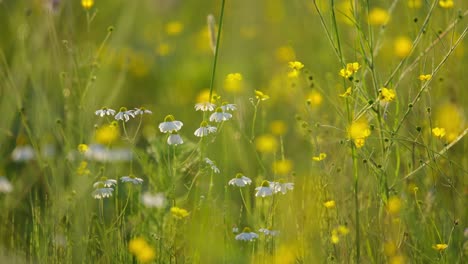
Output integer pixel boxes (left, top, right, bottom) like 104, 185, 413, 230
208, 0, 226, 103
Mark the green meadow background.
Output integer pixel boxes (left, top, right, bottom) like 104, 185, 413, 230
0, 0, 466, 263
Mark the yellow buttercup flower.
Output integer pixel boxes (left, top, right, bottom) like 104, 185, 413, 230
418, 74, 432, 81
224, 73, 244, 93
394, 37, 413, 58
272, 159, 293, 175
307, 90, 323, 107
432, 127, 446, 138
81, 0, 94, 10
288, 61, 304, 78
434, 103, 465, 142
255, 90, 270, 101
78, 144, 89, 154
348, 118, 371, 148
275, 46, 295, 62
368, 8, 390, 26
323, 200, 336, 209
439, 0, 454, 9
408, 0, 422, 8
339, 87, 352, 97
432, 243, 448, 251
256, 134, 278, 153
312, 153, 327, 161
339, 62, 361, 78
170, 207, 189, 219
165, 21, 184, 36
270, 120, 287, 136
128, 237, 156, 263
387, 196, 402, 215
95, 122, 120, 145
379, 88, 396, 102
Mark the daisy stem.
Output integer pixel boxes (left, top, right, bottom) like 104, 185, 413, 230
239, 188, 249, 214
250, 100, 260, 141
208, 0, 226, 103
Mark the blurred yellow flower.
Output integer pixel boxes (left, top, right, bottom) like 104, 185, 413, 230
379, 88, 396, 102
339, 87, 352, 97
256, 135, 278, 153
387, 196, 402, 215
288, 61, 304, 78
275, 46, 296, 62
368, 8, 390, 26
432, 127, 446, 138
81, 0, 94, 10
432, 243, 448, 251
165, 21, 184, 36
348, 118, 371, 148
337, 225, 349, 235
128, 237, 156, 263
312, 153, 327, 161
390, 255, 406, 264
394, 37, 413, 58
307, 90, 323, 107
273, 159, 293, 175
78, 144, 89, 154
170, 207, 189, 219
434, 103, 464, 142
156, 43, 171, 56
331, 230, 340, 244
384, 241, 397, 256
95, 123, 120, 145
255, 90, 270, 101
418, 74, 432, 81
196, 89, 218, 103
77, 161, 90, 176
408, 0, 422, 8
323, 200, 335, 209
224, 73, 244, 93
270, 120, 287, 136
439, 0, 454, 8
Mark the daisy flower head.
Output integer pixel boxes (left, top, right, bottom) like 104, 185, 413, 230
159, 115, 183, 133
115, 107, 136, 122
95, 107, 116, 117
133, 107, 152, 115
220, 102, 237, 112
204, 158, 220, 173
167, 133, 183, 145
235, 227, 259, 241
141, 192, 166, 209
228, 173, 252, 187
195, 102, 216, 112
194, 121, 217, 137
92, 187, 114, 199
209, 107, 233, 122
259, 228, 279, 236
93, 177, 117, 188
255, 180, 273, 197
120, 175, 144, 185
271, 180, 294, 194
0, 176, 13, 193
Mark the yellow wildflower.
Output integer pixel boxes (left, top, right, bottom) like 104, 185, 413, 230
270, 120, 287, 136
165, 21, 184, 36
339, 62, 360, 78
224, 73, 244, 93
432, 243, 448, 251
348, 118, 371, 148
307, 90, 323, 107
170, 207, 189, 219
387, 196, 402, 215
408, 0, 422, 8
439, 0, 454, 8
331, 230, 340, 244
273, 159, 293, 175
78, 144, 89, 154
156, 43, 171, 56
275, 46, 295, 62
339, 87, 352, 97
379, 88, 396, 102
256, 134, 278, 153
323, 200, 336, 209
432, 127, 446, 138
368, 8, 390, 26
418, 74, 432, 81
81, 0, 94, 10
76, 161, 90, 176
255, 90, 270, 101
128, 237, 156, 263
337, 225, 349, 235
95, 122, 120, 145
288, 61, 304, 78
312, 153, 327, 161
196, 89, 218, 103
390, 255, 406, 264
434, 103, 464, 142
394, 37, 413, 58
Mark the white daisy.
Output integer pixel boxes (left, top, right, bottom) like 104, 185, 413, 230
133, 107, 153, 115
93, 178, 117, 188
228, 173, 252, 187
120, 175, 144, 185
255, 181, 273, 197
92, 188, 114, 199
115, 107, 136, 122
167, 133, 183, 145
11, 145, 35, 162
209, 108, 232, 122
204, 158, 220, 173
220, 103, 237, 111
195, 102, 216, 112
271, 181, 294, 194
141, 192, 166, 209
159, 115, 183, 133
235, 228, 259, 241
0, 176, 13, 193
95, 107, 116, 117
194, 121, 217, 137
259, 228, 279, 236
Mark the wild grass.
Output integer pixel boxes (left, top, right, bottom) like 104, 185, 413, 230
0, 0, 466, 263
